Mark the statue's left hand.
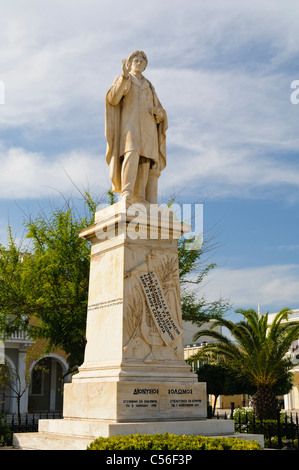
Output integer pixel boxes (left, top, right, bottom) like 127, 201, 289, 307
151, 107, 164, 124
152, 162, 161, 171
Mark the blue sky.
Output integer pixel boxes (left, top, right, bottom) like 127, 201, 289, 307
0, 0, 299, 318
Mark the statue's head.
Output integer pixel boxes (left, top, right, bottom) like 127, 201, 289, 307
127, 50, 148, 73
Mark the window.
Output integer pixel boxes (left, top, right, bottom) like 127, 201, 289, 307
29, 358, 51, 396
30, 367, 43, 395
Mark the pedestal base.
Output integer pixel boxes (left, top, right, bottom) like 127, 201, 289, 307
13, 418, 240, 450
63, 380, 206, 422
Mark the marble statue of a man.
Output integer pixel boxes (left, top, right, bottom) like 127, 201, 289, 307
105, 51, 168, 204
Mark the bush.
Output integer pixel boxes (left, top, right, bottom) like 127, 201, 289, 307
232, 407, 298, 449
232, 407, 254, 423
233, 407, 290, 425
87, 433, 261, 450
0, 414, 12, 447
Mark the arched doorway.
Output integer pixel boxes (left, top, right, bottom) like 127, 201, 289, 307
0, 356, 16, 413
28, 355, 69, 413
293, 371, 299, 409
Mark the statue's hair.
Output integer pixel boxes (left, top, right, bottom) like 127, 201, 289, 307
127, 50, 148, 71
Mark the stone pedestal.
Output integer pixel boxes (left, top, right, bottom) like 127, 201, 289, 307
63, 381, 206, 423
13, 202, 237, 450
62, 201, 206, 423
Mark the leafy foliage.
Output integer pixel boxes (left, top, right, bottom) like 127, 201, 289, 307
191, 308, 299, 419
195, 363, 255, 415
232, 407, 299, 449
0, 414, 12, 447
0, 194, 95, 369
87, 432, 261, 450
178, 237, 230, 326
0, 192, 228, 371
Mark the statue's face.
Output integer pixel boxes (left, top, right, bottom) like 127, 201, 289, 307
130, 54, 147, 74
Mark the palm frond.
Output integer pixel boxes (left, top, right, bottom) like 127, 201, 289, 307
191, 307, 299, 391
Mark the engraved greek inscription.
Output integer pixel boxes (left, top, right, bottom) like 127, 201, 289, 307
139, 272, 181, 345
133, 388, 159, 395
169, 398, 202, 408
122, 397, 158, 409
88, 298, 123, 311
168, 388, 193, 394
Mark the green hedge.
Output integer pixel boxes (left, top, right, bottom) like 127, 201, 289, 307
87, 433, 261, 450
0, 415, 12, 447
233, 407, 299, 449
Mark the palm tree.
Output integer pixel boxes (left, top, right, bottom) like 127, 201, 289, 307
192, 308, 299, 420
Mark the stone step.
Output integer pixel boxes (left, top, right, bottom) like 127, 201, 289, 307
12, 417, 266, 451
13, 432, 93, 451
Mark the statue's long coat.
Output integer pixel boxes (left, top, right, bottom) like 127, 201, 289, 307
105, 72, 167, 193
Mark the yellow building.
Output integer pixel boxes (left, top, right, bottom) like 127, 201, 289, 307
0, 333, 70, 414
268, 309, 299, 410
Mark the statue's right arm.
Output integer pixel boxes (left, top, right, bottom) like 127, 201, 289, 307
107, 74, 131, 106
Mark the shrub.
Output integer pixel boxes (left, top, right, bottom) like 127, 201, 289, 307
87, 433, 261, 450
232, 407, 299, 449
232, 407, 254, 424
0, 414, 12, 447
233, 407, 290, 424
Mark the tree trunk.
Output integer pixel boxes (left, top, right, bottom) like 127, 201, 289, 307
252, 385, 278, 420
212, 394, 219, 417
17, 396, 21, 426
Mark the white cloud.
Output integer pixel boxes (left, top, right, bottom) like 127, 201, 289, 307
0, 146, 109, 199
1, 1, 299, 201
155, 65, 299, 200
0, 1, 299, 318
201, 264, 299, 312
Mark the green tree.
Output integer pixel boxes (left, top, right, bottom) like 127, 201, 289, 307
178, 236, 230, 326
0, 360, 50, 425
195, 363, 252, 416
0, 192, 228, 372
0, 194, 96, 370
191, 308, 299, 420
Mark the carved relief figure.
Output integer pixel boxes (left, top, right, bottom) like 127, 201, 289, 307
123, 249, 183, 362
105, 51, 168, 204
